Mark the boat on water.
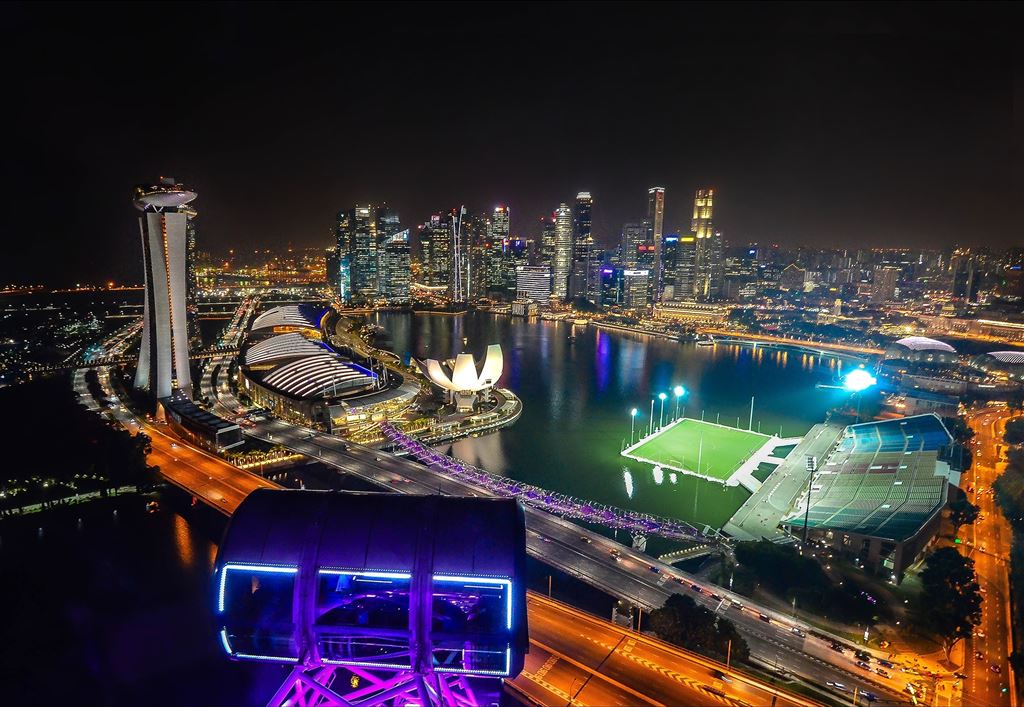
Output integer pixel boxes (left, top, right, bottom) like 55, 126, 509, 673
573, 318, 589, 326
696, 334, 716, 346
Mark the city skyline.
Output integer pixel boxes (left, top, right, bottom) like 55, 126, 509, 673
2, 2, 1020, 287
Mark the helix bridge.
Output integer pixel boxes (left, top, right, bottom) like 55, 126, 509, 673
380, 422, 729, 549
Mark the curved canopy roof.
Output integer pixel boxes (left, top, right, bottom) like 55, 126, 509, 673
243, 332, 328, 366
985, 351, 1024, 365
424, 344, 503, 393
252, 304, 328, 331
893, 336, 956, 353
262, 355, 374, 399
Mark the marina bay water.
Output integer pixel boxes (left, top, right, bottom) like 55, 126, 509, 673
372, 311, 855, 530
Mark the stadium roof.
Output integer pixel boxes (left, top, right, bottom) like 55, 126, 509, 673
244, 332, 328, 365
783, 414, 952, 541
251, 304, 328, 331
892, 336, 956, 353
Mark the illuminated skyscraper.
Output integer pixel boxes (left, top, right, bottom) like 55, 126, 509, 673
646, 187, 665, 300
871, 265, 899, 303
552, 203, 573, 299
570, 192, 594, 300
673, 234, 697, 300
491, 205, 510, 241
417, 215, 450, 288
380, 230, 411, 303
335, 205, 380, 302
621, 222, 646, 269
133, 177, 195, 400
692, 188, 722, 300
540, 215, 556, 266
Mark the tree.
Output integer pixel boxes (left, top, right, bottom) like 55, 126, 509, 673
648, 594, 749, 663
912, 547, 982, 659
1005, 418, 1024, 446
948, 494, 980, 534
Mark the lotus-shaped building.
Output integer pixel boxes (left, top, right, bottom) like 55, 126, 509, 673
421, 344, 503, 411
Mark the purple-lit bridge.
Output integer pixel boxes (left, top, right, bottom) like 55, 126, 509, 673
380, 423, 727, 548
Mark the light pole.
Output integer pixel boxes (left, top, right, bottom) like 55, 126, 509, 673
649, 399, 655, 437
658, 392, 667, 429
630, 408, 638, 445
673, 385, 685, 420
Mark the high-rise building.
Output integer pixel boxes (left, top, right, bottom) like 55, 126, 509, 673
491, 205, 510, 241
540, 215, 556, 267
646, 187, 665, 300
692, 188, 722, 300
951, 249, 979, 301
181, 202, 201, 347
621, 222, 647, 269
380, 229, 411, 303
673, 235, 697, 300
570, 192, 595, 301
622, 269, 650, 311
552, 203, 573, 299
516, 265, 552, 301
871, 265, 899, 303
335, 205, 379, 302
133, 177, 195, 400
417, 215, 450, 289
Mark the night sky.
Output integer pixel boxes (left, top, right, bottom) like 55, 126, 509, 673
2, 2, 1019, 286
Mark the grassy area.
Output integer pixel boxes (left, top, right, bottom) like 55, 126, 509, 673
629, 418, 769, 481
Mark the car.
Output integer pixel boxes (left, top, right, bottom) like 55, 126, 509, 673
976, 651, 985, 661
709, 593, 722, 601
830, 643, 845, 654
856, 661, 871, 670
690, 584, 702, 593
975, 630, 986, 638
579, 536, 592, 544
675, 577, 687, 584
648, 565, 660, 573
731, 600, 743, 609
758, 613, 770, 623
876, 669, 891, 678
791, 627, 806, 638
712, 670, 732, 683
854, 650, 871, 662
877, 659, 894, 669
862, 692, 878, 702
170, 442, 178, 449
991, 664, 1002, 674
954, 672, 968, 680
826, 681, 849, 693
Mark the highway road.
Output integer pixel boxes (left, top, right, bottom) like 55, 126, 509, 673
962, 407, 1017, 707
73, 368, 275, 513
516, 593, 819, 707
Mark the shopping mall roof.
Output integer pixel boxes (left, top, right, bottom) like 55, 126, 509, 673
243, 331, 329, 366
251, 304, 328, 331
892, 336, 956, 353
782, 414, 952, 542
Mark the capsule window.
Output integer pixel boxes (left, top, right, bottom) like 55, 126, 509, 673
315, 570, 413, 669
217, 564, 298, 661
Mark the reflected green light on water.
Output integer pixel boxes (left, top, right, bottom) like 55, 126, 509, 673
373, 311, 850, 529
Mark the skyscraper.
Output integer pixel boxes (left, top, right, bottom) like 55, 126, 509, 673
491, 205, 510, 241
646, 187, 665, 300
417, 215, 450, 289
335, 205, 379, 302
380, 229, 411, 303
673, 234, 697, 301
182, 202, 201, 347
571, 192, 594, 300
871, 265, 899, 303
621, 222, 647, 269
552, 203, 573, 299
692, 188, 722, 300
540, 216, 556, 267
133, 177, 195, 400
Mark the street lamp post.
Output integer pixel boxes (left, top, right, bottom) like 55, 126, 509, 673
630, 408, 638, 445
673, 385, 685, 420
658, 392, 667, 429
649, 399, 655, 437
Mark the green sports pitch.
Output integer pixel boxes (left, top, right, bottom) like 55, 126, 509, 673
624, 418, 771, 482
